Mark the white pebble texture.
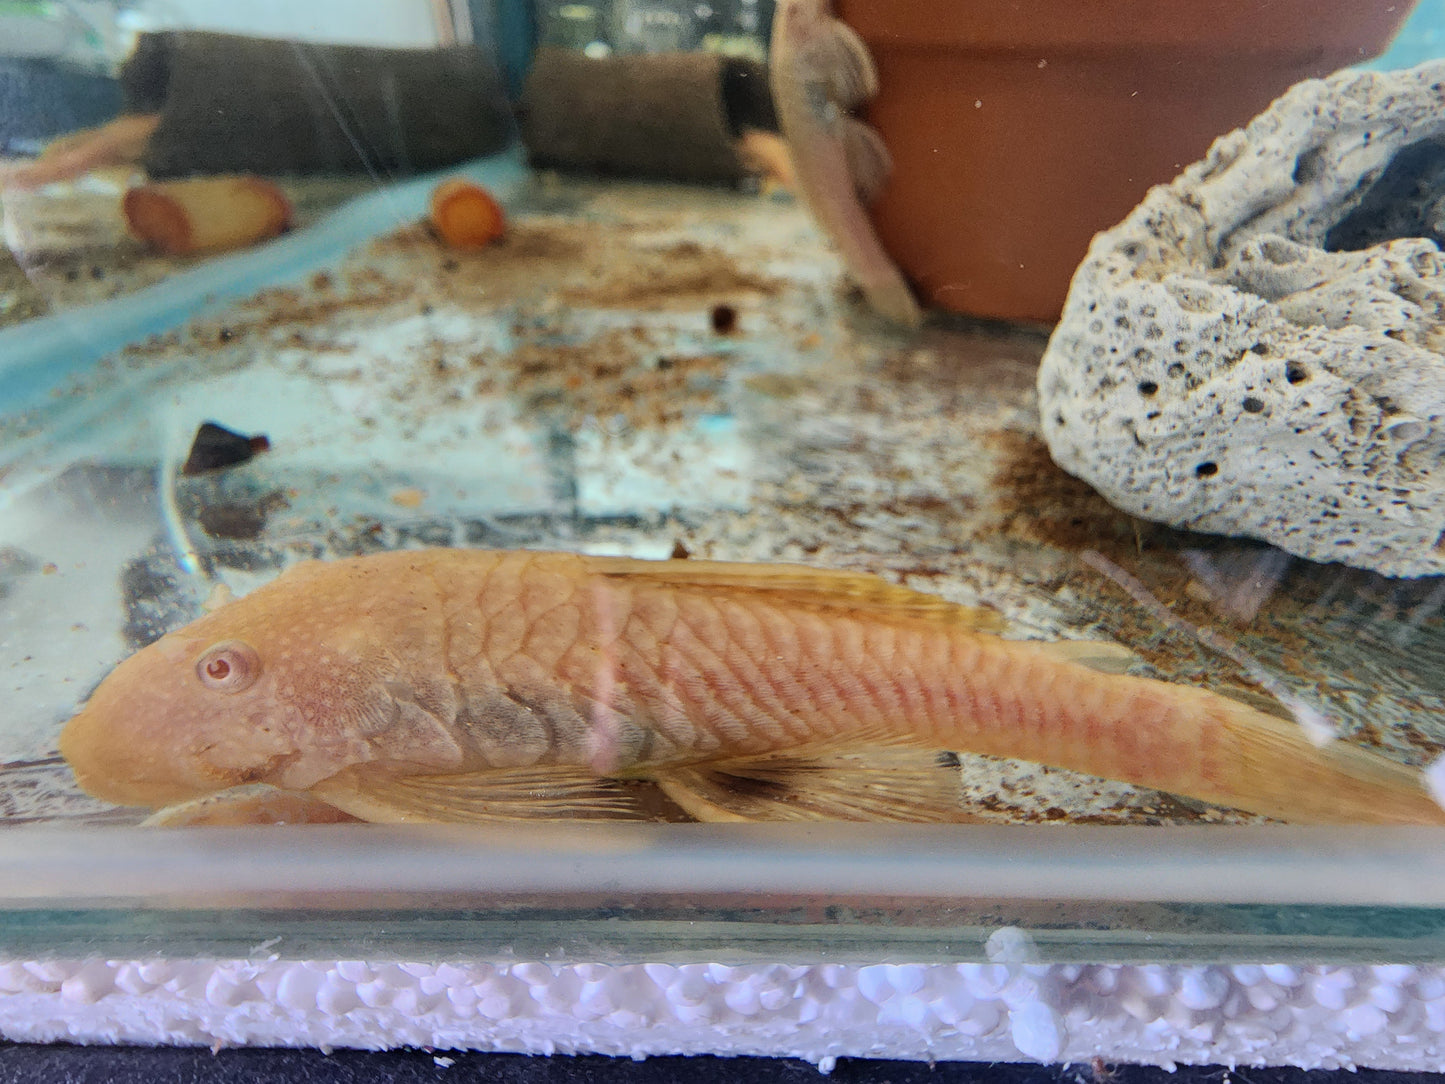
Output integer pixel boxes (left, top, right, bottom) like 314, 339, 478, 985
2, 957, 1445, 1069
1038, 61, 1445, 576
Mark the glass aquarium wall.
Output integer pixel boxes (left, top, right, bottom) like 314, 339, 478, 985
0, 0, 1443, 963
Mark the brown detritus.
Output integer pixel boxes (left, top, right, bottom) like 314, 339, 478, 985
710, 303, 739, 334
818, 495, 977, 531
498, 328, 726, 429
957, 776, 1229, 826
121, 331, 183, 358
986, 427, 1407, 650
229, 281, 403, 334
988, 429, 1181, 557
1090, 1057, 1119, 1084
373, 220, 583, 273
988, 427, 1295, 682
743, 372, 818, 399
368, 220, 779, 311
571, 241, 778, 306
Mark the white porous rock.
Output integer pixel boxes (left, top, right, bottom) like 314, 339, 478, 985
1038, 61, 1445, 577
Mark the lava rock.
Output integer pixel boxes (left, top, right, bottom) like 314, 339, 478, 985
1038, 62, 1445, 577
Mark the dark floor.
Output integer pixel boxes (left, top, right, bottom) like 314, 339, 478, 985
0, 1049, 1442, 1084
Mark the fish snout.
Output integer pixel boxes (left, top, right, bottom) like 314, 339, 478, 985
59, 702, 214, 808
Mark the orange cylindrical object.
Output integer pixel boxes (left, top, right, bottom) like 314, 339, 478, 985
123, 176, 292, 255
836, 0, 1418, 323
429, 177, 507, 248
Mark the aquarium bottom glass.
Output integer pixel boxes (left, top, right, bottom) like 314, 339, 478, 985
3, 169, 1444, 1071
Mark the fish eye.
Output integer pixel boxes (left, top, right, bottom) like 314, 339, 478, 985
194, 641, 261, 693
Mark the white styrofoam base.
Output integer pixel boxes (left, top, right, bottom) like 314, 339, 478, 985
2, 957, 1442, 1071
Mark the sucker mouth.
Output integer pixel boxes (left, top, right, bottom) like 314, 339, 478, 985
222, 749, 304, 790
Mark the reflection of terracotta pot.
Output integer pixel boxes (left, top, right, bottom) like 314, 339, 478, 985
836, 1, 1418, 323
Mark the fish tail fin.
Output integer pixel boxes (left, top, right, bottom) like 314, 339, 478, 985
1212, 696, 1445, 825
964, 641, 1445, 825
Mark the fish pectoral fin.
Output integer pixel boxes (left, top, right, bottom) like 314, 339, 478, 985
650, 737, 980, 823
142, 785, 361, 827
842, 117, 893, 204
1034, 639, 1143, 675
588, 556, 1004, 631
805, 16, 879, 109
308, 766, 637, 824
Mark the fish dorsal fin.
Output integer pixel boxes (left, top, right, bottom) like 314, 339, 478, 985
842, 117, 893, 204
201, 583, 237, 613
585, 556, 1004, 631
651, 736, 979, 823
1034, 639, 1143, 675
309, 765, 636, 824
807, 16, 879, 109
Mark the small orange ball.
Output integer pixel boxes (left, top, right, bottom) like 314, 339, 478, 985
429, 178, 506, 249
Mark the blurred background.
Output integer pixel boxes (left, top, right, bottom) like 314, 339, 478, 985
0, 0, 785, 156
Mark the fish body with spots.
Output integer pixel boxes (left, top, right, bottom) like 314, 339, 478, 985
59, 549, 1445, 825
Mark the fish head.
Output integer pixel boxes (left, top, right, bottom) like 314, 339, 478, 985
60, 622, 300, 807
59, 557, 458, 809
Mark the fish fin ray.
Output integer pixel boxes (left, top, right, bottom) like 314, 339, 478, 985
651, 736, 979, 823
1034, 639, 1143, 675
310, 766, 637, 824
862, 277, 924, 328
586, 556, 1003, 631
1216, 705, 1445, 825
842, 118, 892, 203
142, 785, 360, 827
808, 17, 879, 108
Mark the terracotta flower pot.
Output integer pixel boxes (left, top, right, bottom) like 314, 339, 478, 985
836, 0, 1419, 323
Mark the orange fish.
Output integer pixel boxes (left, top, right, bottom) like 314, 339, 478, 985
770, 0, 922, 327
58, 549, 1444, 826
